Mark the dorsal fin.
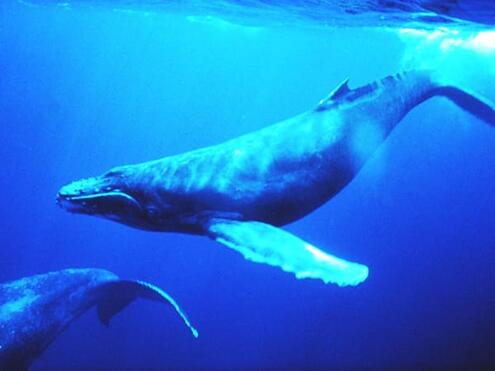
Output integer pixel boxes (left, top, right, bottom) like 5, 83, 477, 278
316, 78, 350, 111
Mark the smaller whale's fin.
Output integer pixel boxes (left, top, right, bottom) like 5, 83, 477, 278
316, 78, 350, 111
96, 280, 198, 338
205, 219, 368, 287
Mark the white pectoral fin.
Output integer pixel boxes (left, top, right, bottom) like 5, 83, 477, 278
205, 219, 369, 287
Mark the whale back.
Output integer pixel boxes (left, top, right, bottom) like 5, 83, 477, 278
318, 70, 495, 131
117, 72, 451, 225
317, 71, 436, 128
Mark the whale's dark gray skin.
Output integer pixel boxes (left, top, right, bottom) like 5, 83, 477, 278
0, 269, 198, 371
57, 70, 495, 287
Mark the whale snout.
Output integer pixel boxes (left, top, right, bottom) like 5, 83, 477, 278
57, 177, 110, 211
58, 176, 116, 198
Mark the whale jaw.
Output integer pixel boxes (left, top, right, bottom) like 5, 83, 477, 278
57, 191, 142, 215
56, 176, 143, 220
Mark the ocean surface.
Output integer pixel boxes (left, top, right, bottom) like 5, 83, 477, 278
1, 0, 495, 369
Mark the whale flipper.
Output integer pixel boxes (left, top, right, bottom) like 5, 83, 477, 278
205, 219, 368, 286
96, 280, 198, 338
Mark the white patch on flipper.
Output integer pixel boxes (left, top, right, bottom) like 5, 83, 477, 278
207, 219, 369, 287
304, 243, 347, 267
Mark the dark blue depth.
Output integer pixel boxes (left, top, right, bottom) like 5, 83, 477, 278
1, 1, 495, 369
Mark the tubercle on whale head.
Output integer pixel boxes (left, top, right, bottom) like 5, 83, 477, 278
56, 165, 177, 231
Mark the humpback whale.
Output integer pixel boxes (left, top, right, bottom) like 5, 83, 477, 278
57, 70, 495, 287
0, 268, 197, 370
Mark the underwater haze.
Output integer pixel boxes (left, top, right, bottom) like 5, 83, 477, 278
1, 0, 495, 369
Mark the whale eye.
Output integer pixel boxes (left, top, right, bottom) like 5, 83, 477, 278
146, 207, 160, 221
104, 166, 126, 178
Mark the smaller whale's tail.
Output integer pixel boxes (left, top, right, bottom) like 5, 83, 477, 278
96, 279, 199, 338
431, 84, 495, 126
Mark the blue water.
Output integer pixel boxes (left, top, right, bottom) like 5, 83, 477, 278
1, 0, 495, 369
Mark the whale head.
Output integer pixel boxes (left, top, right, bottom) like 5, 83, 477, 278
57, 165, 177, 231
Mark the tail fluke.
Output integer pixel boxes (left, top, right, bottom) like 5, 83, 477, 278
96, 280, 198, 338
433, 85, 495, 126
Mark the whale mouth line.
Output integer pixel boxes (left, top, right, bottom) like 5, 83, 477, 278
57, 191, 143, 214
64, 191, 128, 202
